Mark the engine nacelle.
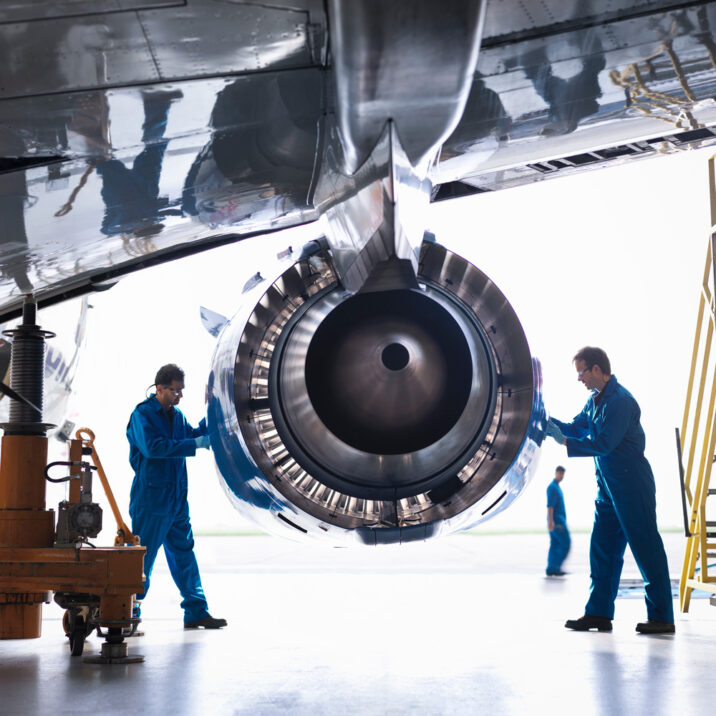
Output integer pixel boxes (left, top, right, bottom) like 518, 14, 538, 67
207, 241, 544, 544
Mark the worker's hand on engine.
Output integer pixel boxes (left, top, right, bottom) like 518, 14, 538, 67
195, 434, 211, 450
545, 419, 565, 445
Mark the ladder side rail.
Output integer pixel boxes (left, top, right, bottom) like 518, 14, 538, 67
682, 237, 713, 496
680, 287, 706, 453
676, 427, 691, 537
681, 296, 705, 503
691, 364, 716, 586
680, 529, 700, 611
684, 319, 713, 494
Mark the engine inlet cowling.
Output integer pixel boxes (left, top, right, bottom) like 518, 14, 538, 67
208, 242, 544, 545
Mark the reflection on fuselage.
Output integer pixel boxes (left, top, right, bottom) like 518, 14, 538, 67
0, 5, 715, 304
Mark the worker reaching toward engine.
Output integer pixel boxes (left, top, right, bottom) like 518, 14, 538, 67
545, 346, 674, 635
127, 363, 227, 630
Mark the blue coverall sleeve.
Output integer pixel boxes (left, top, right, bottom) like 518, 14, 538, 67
190, 417, 208, 438
565, 397, 632, 458
551, 408, 590, 438
546, 484, 558, 508
128, 409, 197, 458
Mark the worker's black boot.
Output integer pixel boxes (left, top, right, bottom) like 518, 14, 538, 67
564, 614, 612, 632
184, 615, 228, 629
635, 620, 675, 634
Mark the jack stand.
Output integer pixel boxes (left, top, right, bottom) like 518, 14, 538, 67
0, 296, 145, 663
84, 626, 144, 665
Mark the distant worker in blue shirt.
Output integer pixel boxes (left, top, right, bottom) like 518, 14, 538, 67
546, 465, 570, 576
127, 363, 227, 630
545, 347, 674, 635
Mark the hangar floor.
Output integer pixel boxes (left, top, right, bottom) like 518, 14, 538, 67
1, 531, 715, 715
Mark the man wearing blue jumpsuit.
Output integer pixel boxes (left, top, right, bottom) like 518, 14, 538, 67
546, 466, 570, 576
128, 363, 227, 629
546, 347, 674, 634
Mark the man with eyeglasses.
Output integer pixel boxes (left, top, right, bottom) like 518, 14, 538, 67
127, 363, 227, 630
545, 347, 674, 635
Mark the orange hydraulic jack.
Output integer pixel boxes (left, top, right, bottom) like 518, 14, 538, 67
0, 297, 145, 663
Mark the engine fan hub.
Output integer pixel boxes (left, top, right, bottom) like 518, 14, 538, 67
304, 289, 473, 455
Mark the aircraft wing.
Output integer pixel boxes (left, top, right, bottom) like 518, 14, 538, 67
437, 1, 716, 197
0, 0, 326, 321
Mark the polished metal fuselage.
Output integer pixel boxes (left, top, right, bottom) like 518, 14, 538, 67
0, 0, 714, 316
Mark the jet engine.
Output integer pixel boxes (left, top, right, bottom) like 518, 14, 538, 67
207, 239, 544, 545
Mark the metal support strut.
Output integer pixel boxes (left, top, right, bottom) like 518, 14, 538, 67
0, 296, 56, 638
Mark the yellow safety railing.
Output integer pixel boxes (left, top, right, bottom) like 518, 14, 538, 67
679, 156, 716, 612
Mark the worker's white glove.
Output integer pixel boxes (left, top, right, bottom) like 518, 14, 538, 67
545, 419, 565, 445
195, 434, 211, 450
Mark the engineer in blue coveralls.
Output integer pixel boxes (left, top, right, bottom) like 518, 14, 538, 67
545, 347, 674, 635
546, 466, 570, 576
127, 363, 227, 629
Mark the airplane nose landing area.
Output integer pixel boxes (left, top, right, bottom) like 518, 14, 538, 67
208, 241, 543, 544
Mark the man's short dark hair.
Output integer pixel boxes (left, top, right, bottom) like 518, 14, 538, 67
155, 364, 184, 386
555, 465, 566, 473
573, 346, 611, 375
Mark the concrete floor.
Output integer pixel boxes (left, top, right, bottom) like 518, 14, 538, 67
1, 532, 715, 716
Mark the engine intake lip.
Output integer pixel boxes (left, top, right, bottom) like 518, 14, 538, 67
269, 283, 497, 499
215, 243, 539, 537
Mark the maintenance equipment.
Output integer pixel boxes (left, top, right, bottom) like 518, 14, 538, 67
679, 155, 716, 611
0, 296, 145, 662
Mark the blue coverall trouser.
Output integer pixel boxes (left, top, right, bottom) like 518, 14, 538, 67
585, 474, 673, 623
547, 526, 571, 573
130, 483, 210, 623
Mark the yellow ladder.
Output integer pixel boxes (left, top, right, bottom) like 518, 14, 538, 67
679, 156, 716, 612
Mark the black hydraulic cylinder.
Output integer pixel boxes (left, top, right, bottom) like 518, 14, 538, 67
1, 297, 55, 435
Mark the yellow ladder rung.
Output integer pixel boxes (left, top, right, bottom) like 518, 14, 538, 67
684, 579, 716, 593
